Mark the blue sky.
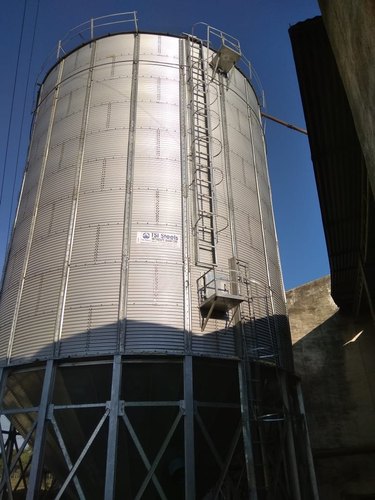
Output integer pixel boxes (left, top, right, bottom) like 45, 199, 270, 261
0, 0, 327, 290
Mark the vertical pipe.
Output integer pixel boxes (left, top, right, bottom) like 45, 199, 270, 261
104, 355, 122, 500
183, 355, 195, 499
26, 360, 55, 500
238, 361, 258, 500
296, 381, 320, 500
280, 372, 301, 500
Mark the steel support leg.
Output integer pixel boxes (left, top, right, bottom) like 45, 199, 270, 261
281, 372, 301, 500
238, 361, 258, 499
0, 425, 13, 500
184, 355, 195, 499
296, 381, 320, 500
26, 359, 55, 500
0, 422, 36, 492
104, 355, 122, 500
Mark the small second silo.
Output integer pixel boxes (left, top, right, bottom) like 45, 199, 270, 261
0, 15, 316, 499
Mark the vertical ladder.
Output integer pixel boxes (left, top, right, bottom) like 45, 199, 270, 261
237, 263, 279, 365
187, 39, 218, 266
236, 261, 293, 496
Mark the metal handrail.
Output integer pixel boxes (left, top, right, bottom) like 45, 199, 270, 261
37, 12, 138, 82
187, 22, 265, 108
197, 267, 244, 304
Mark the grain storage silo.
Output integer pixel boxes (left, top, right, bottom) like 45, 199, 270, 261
0, 13, 317, 499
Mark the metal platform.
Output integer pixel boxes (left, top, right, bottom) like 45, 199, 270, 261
197, 268, 245, 331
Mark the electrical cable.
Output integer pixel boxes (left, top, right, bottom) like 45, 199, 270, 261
6, 0, 41, 246
0, 0, 28, 207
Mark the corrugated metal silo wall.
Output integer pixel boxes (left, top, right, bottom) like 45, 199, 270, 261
0, 33, 289, 367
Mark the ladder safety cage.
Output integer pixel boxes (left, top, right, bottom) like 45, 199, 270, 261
196, 263, 281, 365
192, 23, 241, 75
236, 260, 280, 365
187, 35, 222, 267
189, 22, 265, 107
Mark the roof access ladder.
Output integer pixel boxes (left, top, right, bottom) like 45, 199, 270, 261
187, 38, 220, 267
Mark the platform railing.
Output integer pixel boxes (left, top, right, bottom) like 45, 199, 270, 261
188, 22, 265, 108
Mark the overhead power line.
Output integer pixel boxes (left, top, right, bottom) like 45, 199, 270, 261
0, 0, 28, 206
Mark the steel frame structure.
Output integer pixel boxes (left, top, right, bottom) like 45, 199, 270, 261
0, 20, 318, 500
0, 356, 318, 499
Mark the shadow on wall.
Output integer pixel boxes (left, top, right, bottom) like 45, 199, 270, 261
289, 285, 375, 500
1, 313, 293, 369
0, 314, 293, 500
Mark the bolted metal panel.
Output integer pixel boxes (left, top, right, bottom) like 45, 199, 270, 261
49, 109, 84, 146
71, 224, 124, 265
132, 158, 181, 189
27, 235, 66, 278
10, 269, 62, 362
11, 213, 36, 256
39, 64, 60, 102
61, 43, 92, 79
124, 260, 184, 353
1, 32, 290, 366
79, 157, 127, 192
60, 304, 119, 357
95, 35, 134, 61
191, 327, 237, 358
90, 76, 132, 106
1, 248, 26, 292
139, 33, 180, 63
0, 286, 18, 362
122, 34, 184, 354
29, 106, 54, 162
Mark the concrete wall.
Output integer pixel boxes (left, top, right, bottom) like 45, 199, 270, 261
287, 276, 375, 499
318, 0, 375, 197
